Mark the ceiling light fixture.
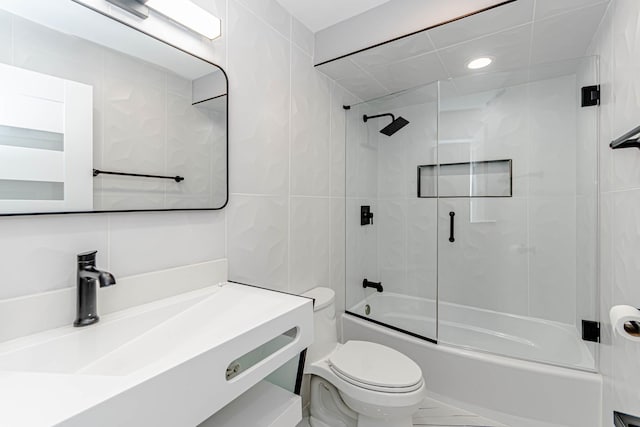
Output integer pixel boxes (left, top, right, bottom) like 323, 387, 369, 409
105, 0, 221, 40
467, 57, 493, 70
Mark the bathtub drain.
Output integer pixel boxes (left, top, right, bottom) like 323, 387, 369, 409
365, 304, 371, 315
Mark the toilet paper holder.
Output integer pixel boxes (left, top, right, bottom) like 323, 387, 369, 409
623, 319, 640, 337
611, 305, 640, 340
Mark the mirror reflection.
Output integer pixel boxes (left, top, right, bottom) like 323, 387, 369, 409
0, 3, 227, 215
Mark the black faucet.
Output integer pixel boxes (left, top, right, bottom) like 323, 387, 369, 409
363, 279, 383, 293
74, 250, 116, 327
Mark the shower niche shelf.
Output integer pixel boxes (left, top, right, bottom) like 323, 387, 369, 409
418, 159, 512, 198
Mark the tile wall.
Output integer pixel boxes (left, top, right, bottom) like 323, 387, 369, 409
588, 0, 640, 422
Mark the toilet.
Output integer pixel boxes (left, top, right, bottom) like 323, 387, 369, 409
302, 287, 426, 427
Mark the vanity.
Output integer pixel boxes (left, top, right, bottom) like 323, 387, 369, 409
0, 260, 313, 426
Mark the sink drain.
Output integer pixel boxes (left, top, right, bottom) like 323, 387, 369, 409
364, 304, 371, 316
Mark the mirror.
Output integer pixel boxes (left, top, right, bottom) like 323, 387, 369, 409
0, 0, 227, 215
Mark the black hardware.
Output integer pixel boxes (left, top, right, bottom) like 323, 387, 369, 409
93, 169, 184, 183
363, 279, 383, 292
582, 320, 600, 343
581, 85, 600, 107
449, 211, 455, 242
361, 205, 374, 226
74, 250, 116, 327
343, 105, 351, 110
363, 113, 410, 136
610, 124, 640, 150
294, 349, 307, 396
346, 311, 438, 344
615, 411, 640, 427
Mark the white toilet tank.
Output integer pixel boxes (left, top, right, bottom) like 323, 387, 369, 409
302, 287, 338, 365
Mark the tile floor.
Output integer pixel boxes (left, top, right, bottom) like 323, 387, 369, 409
297, 397, 506, 427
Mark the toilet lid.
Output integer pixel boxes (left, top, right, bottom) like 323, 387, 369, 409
328, 341, 423, 390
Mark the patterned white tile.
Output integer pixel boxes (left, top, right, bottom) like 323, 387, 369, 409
0, 214, 108, 300
331, 197, 346, 315
227, 195, 289, 292
109, 211, 225, 278
588, 0, 640, 421
233, 0, 291, 39
227, 0, 290, 195
291, 47, 331, 197
289, 197, 331, 294
292, 17, 314, 57
528, 196, 576, 323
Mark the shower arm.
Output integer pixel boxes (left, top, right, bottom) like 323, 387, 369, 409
363, 113, 396, 123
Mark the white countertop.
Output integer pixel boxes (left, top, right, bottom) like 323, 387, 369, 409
0, 282, 313, 427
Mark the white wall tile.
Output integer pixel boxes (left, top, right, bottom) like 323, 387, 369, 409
527, 75, 577, 197
438, 197, 530, 316
330, 197, 346, 313
234, 0, 291, 40
377, 199, 407, 294
289, 197, 331, 294
528, 197, 576, 324
0, 215, 108, 299
292, 18, 314, 57
330, 83, 352, 197
291, 47, 331, 196
406, 199, 437, 301
610, 0, 640, 191
227, 0, 290, 196
227, 195, 289, 292
589, 0, 640, 420
109, 211, 225, 278
611, 189, 640, 415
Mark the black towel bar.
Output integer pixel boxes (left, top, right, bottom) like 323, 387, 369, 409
93, 169, 184, 183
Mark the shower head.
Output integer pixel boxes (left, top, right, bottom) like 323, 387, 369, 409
363, 113, 410, 136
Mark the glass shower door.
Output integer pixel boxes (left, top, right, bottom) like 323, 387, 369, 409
345, 82, 439, 342
435, 58, 599, 370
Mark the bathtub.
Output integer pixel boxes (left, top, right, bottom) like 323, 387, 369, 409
344, 294, 602, 427
350, 292, 595, 370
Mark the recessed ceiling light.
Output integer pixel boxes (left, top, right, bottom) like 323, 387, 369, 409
467, 57, 493, 70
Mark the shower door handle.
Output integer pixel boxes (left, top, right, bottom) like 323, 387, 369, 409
449, 211, 455, 242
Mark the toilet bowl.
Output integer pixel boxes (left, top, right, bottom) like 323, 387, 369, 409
302, 287, 426, 427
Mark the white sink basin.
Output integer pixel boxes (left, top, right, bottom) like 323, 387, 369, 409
0, 282, 313, 427
0, 289, 211, 375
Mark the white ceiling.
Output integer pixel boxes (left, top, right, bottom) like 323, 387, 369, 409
275, 0, 391, 32
316, 0, 609, 101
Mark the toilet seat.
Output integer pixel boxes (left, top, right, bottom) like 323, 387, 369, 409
328, 341, 423, 393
